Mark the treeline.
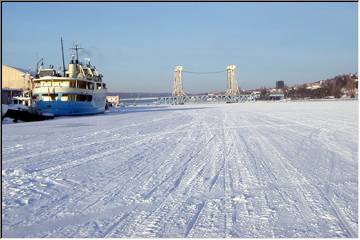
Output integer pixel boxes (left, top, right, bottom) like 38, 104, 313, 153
285, 74, 357, 99
253, 74, 358, 100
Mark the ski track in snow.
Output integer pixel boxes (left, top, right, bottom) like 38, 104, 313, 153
2, 101, 358, 237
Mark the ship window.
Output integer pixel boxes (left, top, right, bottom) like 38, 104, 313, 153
97, 83, 102, 89
42, 94, 58, 101
70, 94, 76, 101
69, 80, 76, 88
61, 94, 76, 101
39, 70, 56, 77
76, 94, 92, 102
77, 81, 87, 89
61, 94, 92, 102
61, 95, 69, 101
87, 82, 95, 90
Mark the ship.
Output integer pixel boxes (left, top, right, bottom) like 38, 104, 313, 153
32, 38, 107, 116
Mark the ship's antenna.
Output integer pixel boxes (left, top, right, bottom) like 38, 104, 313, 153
61, 37, 66, 76
70, 43, 83, 62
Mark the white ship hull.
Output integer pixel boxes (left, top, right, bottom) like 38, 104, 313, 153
35, 91, 106, 116
32, 77, 107, 116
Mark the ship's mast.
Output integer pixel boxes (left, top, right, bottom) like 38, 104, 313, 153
70, 43, 83, 62
61, 37, 66, 76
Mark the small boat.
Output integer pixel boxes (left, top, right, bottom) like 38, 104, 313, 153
2, 93, 31, 120
2, 96, 54, 122
32, 39, 107, 116
3, 104, 54, 122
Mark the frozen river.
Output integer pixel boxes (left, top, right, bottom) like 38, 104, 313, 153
2, 101, 358, 237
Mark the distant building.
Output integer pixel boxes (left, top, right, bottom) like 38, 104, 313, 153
276, 80, 285, 89
2, 65, 34, 104
269, 93, 285, 101
251, 91, 261, 99
306, 83, 321, 90
106, 95, 120, 106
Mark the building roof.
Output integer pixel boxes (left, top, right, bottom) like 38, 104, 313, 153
3, 65, 36, 76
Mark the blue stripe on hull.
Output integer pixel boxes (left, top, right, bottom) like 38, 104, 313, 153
36, 101, 105, 116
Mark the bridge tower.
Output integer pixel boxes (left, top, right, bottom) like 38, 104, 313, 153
226, 65, 240, 96
172, 66, 186, 96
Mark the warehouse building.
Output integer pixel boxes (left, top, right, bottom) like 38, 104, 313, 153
2, 65, 34, 104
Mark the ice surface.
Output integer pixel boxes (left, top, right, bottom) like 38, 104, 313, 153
2, 101, 358, 237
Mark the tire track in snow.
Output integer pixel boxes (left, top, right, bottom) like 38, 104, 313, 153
72, 121, 196, 207
185, 201, 206, 237
8, 115, 195, 232
243, 111, 357, 237
256, 117, 357, 237
79, 112, 210, 237
130, 132, 216, 235
129, 111, 225, 237
3, 113, 188, 166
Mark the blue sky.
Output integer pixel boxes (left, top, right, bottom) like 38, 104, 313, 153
2, 2, 358, 93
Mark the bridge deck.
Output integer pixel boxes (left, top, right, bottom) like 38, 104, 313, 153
157, 94, 255, 104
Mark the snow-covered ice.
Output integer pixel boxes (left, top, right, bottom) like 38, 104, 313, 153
2, 101, 358, 237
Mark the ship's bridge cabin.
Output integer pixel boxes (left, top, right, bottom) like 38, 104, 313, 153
32, 61, 106, 103
36, 65, 62, 78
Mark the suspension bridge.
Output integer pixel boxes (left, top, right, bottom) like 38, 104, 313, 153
157, 65, 255, 105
